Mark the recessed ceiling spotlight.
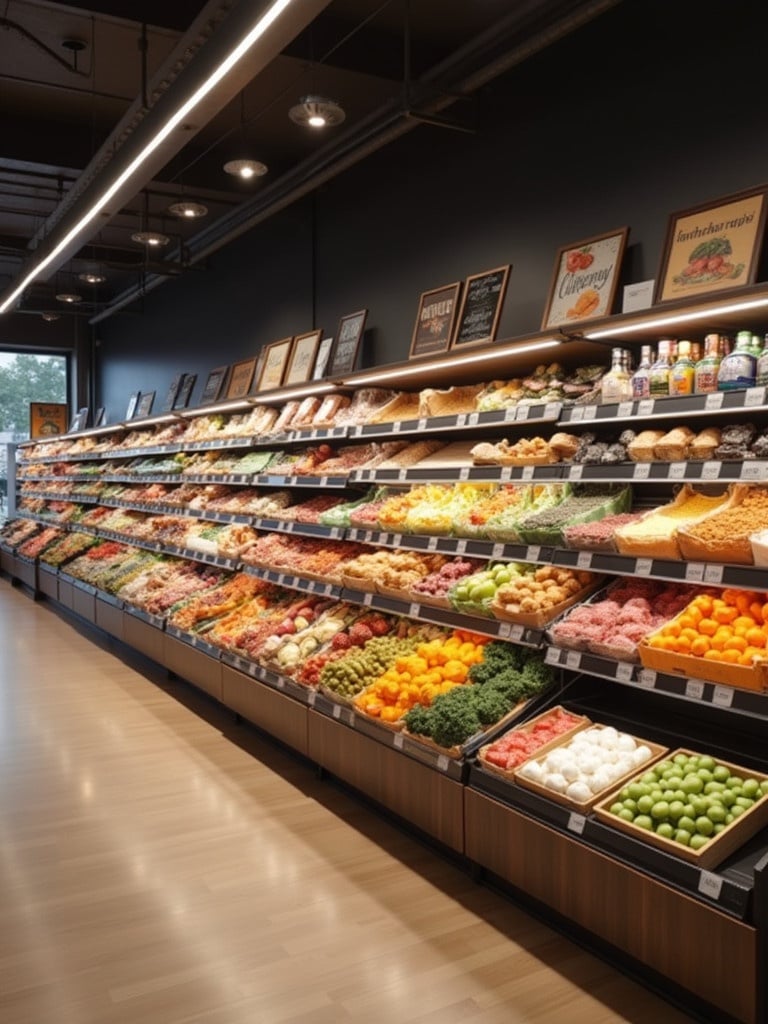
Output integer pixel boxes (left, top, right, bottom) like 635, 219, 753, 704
78, 271, 106, 284
223, 159, 268, 180
55, 292, 82, 304
289, 95, 345, 129
131, 231, 170, 247
168, 201, 208, 219
41, 311, 61, 321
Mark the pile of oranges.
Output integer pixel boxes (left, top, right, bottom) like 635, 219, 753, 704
648, 589, 768, 666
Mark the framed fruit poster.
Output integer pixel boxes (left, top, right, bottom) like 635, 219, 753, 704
29, 402, 68, 438
541, 228, 629, 330
656, 186, 768, 303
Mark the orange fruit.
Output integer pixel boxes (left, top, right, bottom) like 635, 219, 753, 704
690, 636, 710, 657
719, 648, 741, 663
745, 628, 767, 648
713, 606, 738, 625
697, 618, 718, 636
674, 636, 692, 653
724, 636, 747, 653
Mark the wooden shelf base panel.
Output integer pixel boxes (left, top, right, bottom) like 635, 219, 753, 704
95, 597, 124, 640
307, 709, 464, 853
123, 612, 165, 663
163, 633, 222, 702
464, 789, 756, 1024
221, 665, 309, 756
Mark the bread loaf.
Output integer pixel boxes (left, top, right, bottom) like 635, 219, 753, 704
627, 429, 665, 462
654, 426, 695, 461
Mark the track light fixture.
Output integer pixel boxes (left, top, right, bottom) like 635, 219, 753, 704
288, 95, 345, 128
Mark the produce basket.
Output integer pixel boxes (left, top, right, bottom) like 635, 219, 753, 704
406, 590, 453, 610
593, 749, 768, 869
561, 511, 645, 554
477, 706, 591, 781
490, 578, 603, 629
675, 484, 761, 565
613, 484, 736, 560
637, 638, 768, 693
340, 572, 379, 593
513, 726, 668, 812
377, 582, 415, 602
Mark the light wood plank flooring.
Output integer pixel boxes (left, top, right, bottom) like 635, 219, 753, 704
0, 580, 698, 1024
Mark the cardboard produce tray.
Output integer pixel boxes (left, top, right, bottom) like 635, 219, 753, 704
637, 639, 768, 694
490, 580, 603, 629
593, 749, 768, 869
477, 705, 591, 781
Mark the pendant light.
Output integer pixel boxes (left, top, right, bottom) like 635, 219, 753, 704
131, 191, 170, 247
168, 200, 208, 219
288, 95, 345, 128
223, 90, 268, 181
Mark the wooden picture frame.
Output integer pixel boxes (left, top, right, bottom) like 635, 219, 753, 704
541, 228, 629, 330
410, 283, 462, 358
136, 391, 155, 418
313, 336, 334, 380
173, 374, 196, 410
656, 185, 768, 303
284, 329, 322, 386
326, 309, 368, 378
226, 358, 257, 399
451, 265, 510, 348
29, 402, 68, 438
125, 391, 140, 419
255, 337, 293, 391
201, 366, 229, 405
94, 407, 107, 427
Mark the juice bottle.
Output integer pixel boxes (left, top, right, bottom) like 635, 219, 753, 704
630, 345, 653, 399
601, 347, 632, 403
669, 340, 695, 396
717, 330, 757, 391
694, 334, 721, 393
648, 340, 672, 397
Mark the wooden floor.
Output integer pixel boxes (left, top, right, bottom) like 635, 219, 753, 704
0, 579, 698, 1024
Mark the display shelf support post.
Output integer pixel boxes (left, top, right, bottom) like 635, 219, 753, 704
754, 851, 768, 1024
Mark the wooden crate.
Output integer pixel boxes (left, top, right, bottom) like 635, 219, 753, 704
638, 639, 768, 694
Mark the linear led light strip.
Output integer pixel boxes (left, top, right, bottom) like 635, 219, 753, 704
344, 338, 561, 386
0, 0, 295, 315
585, 297, 768, 339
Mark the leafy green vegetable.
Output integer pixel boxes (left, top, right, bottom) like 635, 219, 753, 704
689, 237, 732, 261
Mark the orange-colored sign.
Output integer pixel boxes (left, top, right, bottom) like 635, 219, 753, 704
29, 402, 68, 438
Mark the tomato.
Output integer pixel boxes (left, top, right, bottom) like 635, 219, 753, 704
706, 256, 724, 271
578, 252, 594, 269
566, 250, 582, 272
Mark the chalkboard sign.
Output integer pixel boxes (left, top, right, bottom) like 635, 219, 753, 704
173, 373, 197, 409
201, 366, 228, 404
409, 282, 462, 359
326, 309, 367, 378
451, 265, 510, 348
163, 373, 184, 411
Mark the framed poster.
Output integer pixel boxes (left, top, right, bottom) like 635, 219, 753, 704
284, 330, 321, 386
542, 228, 629, 329
313, 336, 334, 380
451, 265, 510, 348
255, 337, 293, 391
136, 391, 155, 417
94, 407, 107, 427
162, 372, 184, 411
326, 309, 368, 377
199, 366, 227, 404
656, 186, 768, 303
173, 374, 196, 410
410, 283, 461, 358
30, 402, 68, 438
125, 391, 141, 419
226, 358, 256, 399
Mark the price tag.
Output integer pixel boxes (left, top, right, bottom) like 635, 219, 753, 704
276, 676, 285, 690
576, 551, 592, 570
685, 562, 705, 582
615, 662, 634, 683
492, 543, 505, 560
617, 401, 634, 418
499, 466, 512, 482
583, 404, 598, 421
332, 703, 342, 719
712, 684, 734, 708
397, 469, 408, 482
668, 461, 687, 480
467, 413, 479, 426
516, 404, 530, 421
391, 534, 402, 547
509, 624, 524, 641
698, 870, 723, 900
567, 812, 586, 835
437, 754, 450, 772
418, 418, 428, 431
565, 650, 582, 670
704, 391, 724, 411
633, 462, 651, 480
701, 461, 720, 480
393, 733, 404, 750
738, 460, 763, 482
686, 679, 705, 700
521, 465, 534, 481
408, 602, 420, 618
570, 406, 585, 422
363, 592, 373, 606
544, 403, 561, 419
307, 689, 317, 707
392, 421, 401, 433
635, 558, 653, 576
745, 386, 766, 407
569, 464, 583, 481
496, 622, 511, 638
703, 564, 724, 584
459, 467, 470, 481
427, 536, 438, 551
527, 545, 541, 562
637, 668, 656, 689
637, 399, 655, 417
503, 406, 518, 422
455, 539, 467, 554
545, 647, 561, 665
456, 414, 467, 428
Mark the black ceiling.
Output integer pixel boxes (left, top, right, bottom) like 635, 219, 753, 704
0, 0, 622, 324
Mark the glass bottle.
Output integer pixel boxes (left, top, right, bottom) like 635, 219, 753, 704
630, 345, 653, 399
694, 334, 721, 394
717, 330, 757, 391
669, 340, 696, 396
756, 334, 768, 387
648, 339, 672, 397
601, 347, 632, 403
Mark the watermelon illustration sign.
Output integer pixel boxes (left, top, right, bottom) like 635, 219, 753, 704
656, 186, 768, 303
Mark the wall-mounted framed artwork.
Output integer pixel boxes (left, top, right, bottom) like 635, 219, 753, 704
541, 228, 629, 329
410, 283, 461, 358
200, 365, 229, 404
655, 185, 767, 303
313, 336, 334, 380
255, 337, 294, 391
284, 330, 321, 386
451, 265, 510, 348
29, 402, 68, 438
135, 391, 155, 417
125, 391, 140, 419
226, 358, 257, 399
173, 374, 197, 409
326, 310, 368, 377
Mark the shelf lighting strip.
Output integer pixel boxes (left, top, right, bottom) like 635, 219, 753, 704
0, 0, 297, 315
585, 297, 768, 339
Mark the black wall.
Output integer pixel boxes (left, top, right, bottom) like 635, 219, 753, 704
95, 1, 768, 416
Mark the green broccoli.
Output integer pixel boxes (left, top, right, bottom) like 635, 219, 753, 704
519, 656, 555, 693
429, 691, 481, 748
404, 703, 432, 735
474, 686, 513, 725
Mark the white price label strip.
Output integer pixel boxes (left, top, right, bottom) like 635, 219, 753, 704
567, 812, 586, 835
455, 539, 467, 554
527, 545, 541, 562
418, 418, 427, 431
496, 622, 511, 638
332, 704, 342, 719
703, 564, 724, 584
510, 624, 524, 641
570, 406, 584, 422
427, 536, 438, 551
615, 662, 634, 683
701, 461, 720, 480
307, 690, 317, 707
685, 679, 705, 700
712, 685, 734, 708
635, 558, 653, 576
545, 647, 561, 665
393, 733, 404, 750
437, 755, 450, 772
576, 551, 592, 569
521, 465, 534, 481
468, 413, 479, 426
363, 592, 373, 606
565, 650, 581, 670
637, 399, 655, 416
492, 543, 505, 560
583, 405, 597, 420
516, 404, 530, 421
742, 462, 766, 480
459, 467, 470, 481
617, 401, 633, 418
408, 602, 420, 619
685, 562, 705, 582
705, 392, 724, 411
745, 386, 766, 407
633, 462, 651, 480
698, 870, 723, 900
637, 669, 656, 689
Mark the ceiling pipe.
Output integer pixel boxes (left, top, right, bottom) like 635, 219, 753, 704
91, 0, 622, 324
0, 0, 333, 315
